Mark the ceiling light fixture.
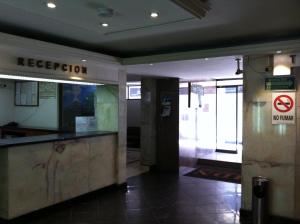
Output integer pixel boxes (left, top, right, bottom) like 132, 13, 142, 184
0, 74, 103, 86
47, 1, 56, 9
101, 23, 109, 27
276, 50, 282, 54
150, 12, 159, 18
70, 76, 83, 80
81, 59, 87, 62
273, 54, 291, 76
235, 58, 243, 75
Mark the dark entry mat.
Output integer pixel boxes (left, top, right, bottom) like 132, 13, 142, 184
184, 165, 241, 184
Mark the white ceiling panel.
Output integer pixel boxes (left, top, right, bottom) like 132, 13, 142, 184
126, 56, 243, 81
0, 0, 299, 56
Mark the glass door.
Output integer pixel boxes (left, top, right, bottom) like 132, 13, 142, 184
179, 79, 243, 154
216, 85, 239, 153
179, 81, 217, 149
237, 86, 243, 150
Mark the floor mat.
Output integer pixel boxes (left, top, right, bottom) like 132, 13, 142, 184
184, 165, 241, 184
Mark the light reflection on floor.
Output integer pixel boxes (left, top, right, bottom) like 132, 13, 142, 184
179, 139, 242, 164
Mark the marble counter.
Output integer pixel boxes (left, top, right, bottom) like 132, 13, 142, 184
0, 133, 120, 220
0, 131, 117, 148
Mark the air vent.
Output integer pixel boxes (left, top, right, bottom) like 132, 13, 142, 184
86, 2, 116, 18
97, 7, 115, 18
171, 0, 211, 19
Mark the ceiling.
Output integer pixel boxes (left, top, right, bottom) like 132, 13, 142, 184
0, 0, 299, 57
126, 56, 243, 80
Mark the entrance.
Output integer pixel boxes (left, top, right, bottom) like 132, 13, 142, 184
179, 79, 243, 164
216, 80, 243, 153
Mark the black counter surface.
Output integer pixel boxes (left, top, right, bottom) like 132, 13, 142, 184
0, 131, 117, 148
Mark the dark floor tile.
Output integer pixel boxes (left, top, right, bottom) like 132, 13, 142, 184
127, 209, 159, 224
7, 170, 242, 224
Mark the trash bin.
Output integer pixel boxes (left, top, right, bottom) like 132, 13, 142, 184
252, 176, 269, 224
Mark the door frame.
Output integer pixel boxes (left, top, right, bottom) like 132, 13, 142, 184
215, 78, 243, 154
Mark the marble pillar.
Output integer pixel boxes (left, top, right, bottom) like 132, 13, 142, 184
117, 69, 127, 184
294, 67, 300, 219
140, 78, 157, 166
242, 55, 299, 218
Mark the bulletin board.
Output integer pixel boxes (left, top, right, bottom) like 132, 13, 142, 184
15, 81, 39, 106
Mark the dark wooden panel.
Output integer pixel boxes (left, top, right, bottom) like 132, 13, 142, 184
156, 78, 179, 171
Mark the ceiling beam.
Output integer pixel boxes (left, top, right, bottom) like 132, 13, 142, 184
122, 39, 300, 65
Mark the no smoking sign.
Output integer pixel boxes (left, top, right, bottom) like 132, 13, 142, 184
272, 92, 295, 124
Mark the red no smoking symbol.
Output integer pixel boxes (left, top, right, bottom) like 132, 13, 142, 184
274, 95, 294, 112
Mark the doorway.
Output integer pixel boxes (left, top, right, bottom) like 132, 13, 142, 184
179, 78, 243, 164
216, 80, 243, 153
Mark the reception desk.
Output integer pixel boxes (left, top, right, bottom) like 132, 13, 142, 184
0, 126, 59, 139
0, 131, 118, 220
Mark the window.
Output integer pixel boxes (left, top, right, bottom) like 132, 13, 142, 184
126, 81, 141, 99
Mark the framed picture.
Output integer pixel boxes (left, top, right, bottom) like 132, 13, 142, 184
15, 81, 39, 106
128, 85, 141, 99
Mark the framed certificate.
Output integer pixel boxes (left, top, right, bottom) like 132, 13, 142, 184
15, 81, 39, 106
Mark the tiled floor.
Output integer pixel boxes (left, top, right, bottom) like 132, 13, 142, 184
127, 149, 150, 178
8, 167, 248, 224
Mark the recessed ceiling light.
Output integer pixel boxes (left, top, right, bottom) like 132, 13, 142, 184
81, 59, 87, 62
150, 12, 159, 18
101, 23, 109, 27
276, 50, 282, 54
47, 1, 56, 9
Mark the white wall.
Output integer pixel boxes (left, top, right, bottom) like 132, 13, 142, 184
14, 83, 59, 129
0, 80, 14, 126
0, 80, 59, 129
0, 32, 120, 85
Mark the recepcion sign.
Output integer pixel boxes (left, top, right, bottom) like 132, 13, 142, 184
272, 92, 295, 124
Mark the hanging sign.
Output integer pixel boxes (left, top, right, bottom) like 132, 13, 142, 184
265, 77, 295, 90
272, 92, 295, 124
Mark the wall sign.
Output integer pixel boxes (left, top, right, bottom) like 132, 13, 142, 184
265, 76, 295, 90
39, 82, 57, 99
15, 81, 39, 106
272, 92, 295, 124
17, 57, 87, 74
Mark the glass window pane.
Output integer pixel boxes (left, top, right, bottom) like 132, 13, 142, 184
179, 82, 216, 149
217, 87, 237, 151
128, 86, 141, 99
